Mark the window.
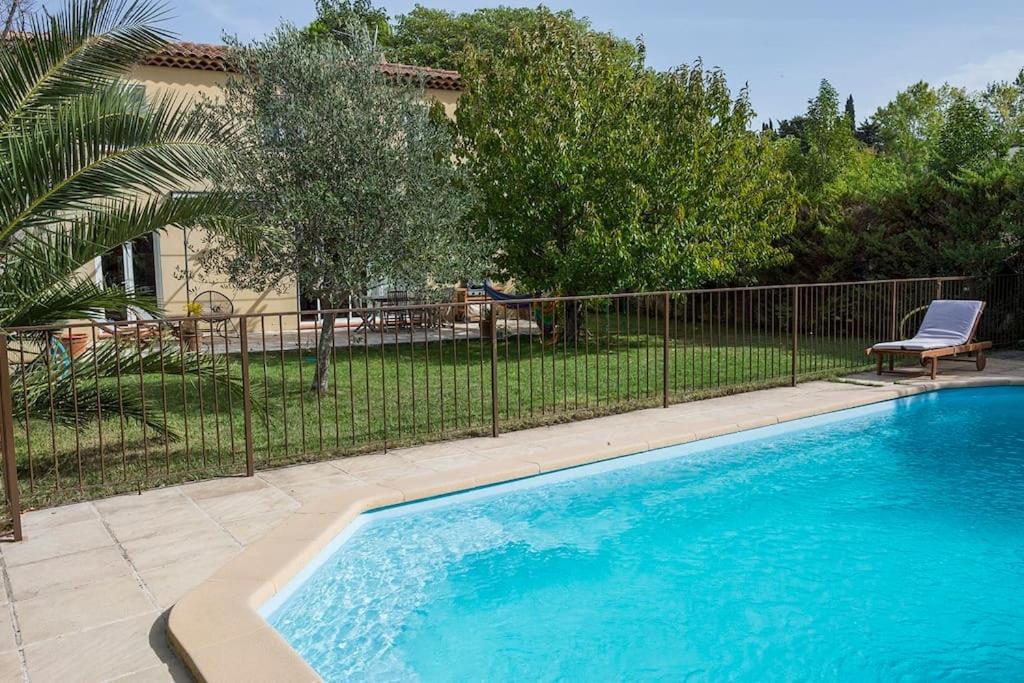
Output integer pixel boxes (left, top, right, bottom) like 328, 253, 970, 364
95, 234, 160, 320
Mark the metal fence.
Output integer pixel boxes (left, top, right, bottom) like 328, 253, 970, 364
1, 275, 1022, 539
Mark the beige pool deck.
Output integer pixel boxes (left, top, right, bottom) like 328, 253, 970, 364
2, 352, 1023, 681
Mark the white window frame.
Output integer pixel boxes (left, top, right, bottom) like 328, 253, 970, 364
93, 234, 164, 319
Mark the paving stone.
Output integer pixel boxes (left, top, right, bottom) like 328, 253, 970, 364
16, 576, 154, 645
416, 451, 497, 472
351, 462, 437, 483
96, 490, 209, 542
122, 525, 239, 571
2, 518, 113, 567
0, 606, 17, 654
390, 441, 476, 462
220, 508, 297, 545
181, 476, 266, 501
6, 545, 134, 602
20, 502, 98, 535
189, 485, 298, 525
23, 611, 170, 682
257, 461, 349, 488
108, 657, 193, 682
137, 549, 241, 609
0, 651, 22, 681
332, 452, 409, 474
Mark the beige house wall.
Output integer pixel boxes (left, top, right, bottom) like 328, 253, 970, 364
94, 64, 462, 328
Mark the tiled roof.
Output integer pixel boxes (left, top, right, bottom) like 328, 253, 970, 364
140, 41, 228, 72
376, 61, 463, 92
140, 41, 464, 91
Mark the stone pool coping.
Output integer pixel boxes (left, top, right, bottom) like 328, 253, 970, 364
167, 374, 1024, 681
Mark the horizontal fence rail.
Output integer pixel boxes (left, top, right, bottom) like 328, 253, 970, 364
0, 275, 1022, 538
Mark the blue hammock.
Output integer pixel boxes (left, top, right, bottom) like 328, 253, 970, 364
482, 281, 556, 338
482, 281, 534, 309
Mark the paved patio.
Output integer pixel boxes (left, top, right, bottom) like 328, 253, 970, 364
2, 351, 1022, 682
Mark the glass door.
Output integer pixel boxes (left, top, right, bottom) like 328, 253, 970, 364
97, 235, 158, 320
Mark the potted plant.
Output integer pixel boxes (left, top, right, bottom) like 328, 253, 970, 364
179, 301, 203, 351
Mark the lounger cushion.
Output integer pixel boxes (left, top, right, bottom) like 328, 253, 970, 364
872, 336, 967, 351
872, 299, 984, 352
916, 300, 983, 342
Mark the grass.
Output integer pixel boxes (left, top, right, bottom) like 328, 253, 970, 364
12, 313, 878, 509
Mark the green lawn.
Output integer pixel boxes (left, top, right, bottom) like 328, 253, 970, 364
13, 313, 878, 509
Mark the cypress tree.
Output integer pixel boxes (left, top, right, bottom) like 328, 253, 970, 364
844, 94, 856, 131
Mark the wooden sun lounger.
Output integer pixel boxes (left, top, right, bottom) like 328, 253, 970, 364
866, 301, 992, 380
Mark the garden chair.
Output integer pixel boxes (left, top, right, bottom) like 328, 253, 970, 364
867, 299, 992, 379
93, 306, 165, 345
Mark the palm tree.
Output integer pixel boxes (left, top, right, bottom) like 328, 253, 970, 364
0, 0, 254, 432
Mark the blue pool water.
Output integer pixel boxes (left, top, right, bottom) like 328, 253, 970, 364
265, 387, 1024, 681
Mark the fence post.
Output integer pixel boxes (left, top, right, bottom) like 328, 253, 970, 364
489, 304, 499, 437
238, 316, 255, 477
663, 292, 670, 408
0, 335, 23, 541
935, 278, 943, 300
790, 286, 799, 387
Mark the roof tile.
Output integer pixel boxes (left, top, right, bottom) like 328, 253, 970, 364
140, 41, 464, 91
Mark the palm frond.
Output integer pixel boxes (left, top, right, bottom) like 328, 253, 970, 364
0, 272, 157, 329
6, 190, 245, 269
0, 84, 235, 243
10, 334, 245, 439
0, 0, 170, 135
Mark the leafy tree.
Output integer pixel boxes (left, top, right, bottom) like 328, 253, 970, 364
456, 13, 797, 325
818, 156, 1024, 280
844, 94, 856, 131
771, 80, 863, 281
306, 0, 391, 44
384, 4, 613, 71
641, 65, 799, 287
781, 80, 859, 202
773, 72, 1024, 284
933, 94, 995, 176
0, 0, 248, 430
980, 69, 1024, 149
199, 23, 491, 393
871, 81, 957, 174
775, 115, 808, 147
854, 118, 881, 146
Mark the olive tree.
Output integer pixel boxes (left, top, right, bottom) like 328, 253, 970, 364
200, 24, 490, 393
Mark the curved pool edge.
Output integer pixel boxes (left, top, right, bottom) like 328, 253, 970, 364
167, 375, 1024, 682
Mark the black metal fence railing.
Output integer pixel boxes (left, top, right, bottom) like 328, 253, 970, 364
1, 275, 1022, 539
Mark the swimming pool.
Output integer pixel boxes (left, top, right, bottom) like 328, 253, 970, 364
264, 387, 1024, 680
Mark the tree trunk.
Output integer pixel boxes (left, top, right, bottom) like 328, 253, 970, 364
563, 298, 584, 342
311, 310, 336, 395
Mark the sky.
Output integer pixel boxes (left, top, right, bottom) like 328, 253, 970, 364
165, 0, 1024, 124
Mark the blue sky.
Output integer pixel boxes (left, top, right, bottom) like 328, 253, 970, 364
166, 0, 1024, 124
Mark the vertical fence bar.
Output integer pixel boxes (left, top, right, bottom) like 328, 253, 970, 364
791, 285, 799, 387
239, 317, 255, 477
662, 292, 670, 408
890, 280, 898, 339
0, 335, 23, 541
489, 303, 499, 437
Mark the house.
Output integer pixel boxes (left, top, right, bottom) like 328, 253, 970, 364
93, 41, 464, 328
